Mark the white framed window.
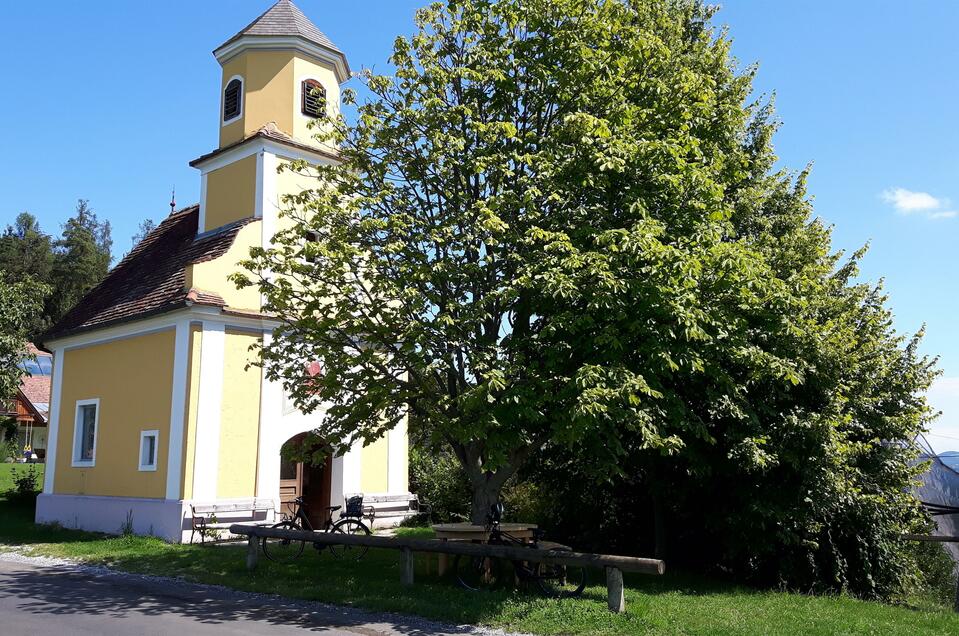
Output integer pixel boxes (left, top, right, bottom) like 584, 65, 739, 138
72, 399, 99, 467
138, 429, 160, 472
222, 75, 244, 124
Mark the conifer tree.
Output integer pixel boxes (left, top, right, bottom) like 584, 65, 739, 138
49, 199, 112, 323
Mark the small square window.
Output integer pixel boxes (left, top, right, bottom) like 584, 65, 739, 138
139, 430, 159, 472
72, 400, 99, 467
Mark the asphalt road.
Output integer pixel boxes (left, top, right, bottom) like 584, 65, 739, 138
0, 556, 483, 636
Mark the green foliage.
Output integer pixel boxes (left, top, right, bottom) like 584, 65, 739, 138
5, 464, 40, 504
2, 437, 20, 463
0, 213, 53, 286
0, 213, 53, 338
905, 540, 958, 608
131, 218, 157, 248
409, 444, 470, 522
0, 201, 111, 340
48, 199, 112, 324
0, 277, 49, 400
236, 0, 936, 598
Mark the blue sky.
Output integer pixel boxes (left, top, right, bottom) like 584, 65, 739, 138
2, 1, 957, 448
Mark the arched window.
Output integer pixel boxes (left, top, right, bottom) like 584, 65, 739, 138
301, 79, 326, 118
223, 78, 242, 122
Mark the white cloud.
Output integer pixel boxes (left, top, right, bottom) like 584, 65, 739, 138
881, 187, 956, 220
925, 377, 959, 453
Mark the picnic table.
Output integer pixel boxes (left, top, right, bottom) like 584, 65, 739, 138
431, 522, 538, 575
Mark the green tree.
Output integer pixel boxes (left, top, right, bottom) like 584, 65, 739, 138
0, 278, 49, 402
0, 213, 54, 338
237, 0, 934, 597
131, 218, 156, 248
49, 199, 112, 323
0, 213, 53, 285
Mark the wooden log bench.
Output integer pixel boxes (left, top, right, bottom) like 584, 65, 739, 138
190, 499, 275, 544
231, 523, 663, 613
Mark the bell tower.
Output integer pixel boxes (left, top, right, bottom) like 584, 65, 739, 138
190, 0, 350, 235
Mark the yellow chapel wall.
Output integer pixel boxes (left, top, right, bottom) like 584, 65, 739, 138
54, 330, 175, 499
216, 329, 263, 499
203, 155, 258, 232
291, 56, 340, 150
187, 220, 263, 312
361, 434, 389, 493
219, 51, 297, 147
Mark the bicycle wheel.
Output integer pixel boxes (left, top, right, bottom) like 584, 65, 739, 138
535, 548, 587, 598
454, 554, 504, 591
330, 518, 371, 560
261, 520, 305, 564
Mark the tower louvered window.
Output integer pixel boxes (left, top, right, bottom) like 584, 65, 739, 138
301, 79, 326, 118
223, 79, 242, 122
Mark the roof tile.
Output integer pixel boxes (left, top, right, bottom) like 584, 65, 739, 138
44, 206, 256, 341
219, 0, 342, 55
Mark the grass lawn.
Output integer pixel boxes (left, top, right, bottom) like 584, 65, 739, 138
0, 472, 956, 635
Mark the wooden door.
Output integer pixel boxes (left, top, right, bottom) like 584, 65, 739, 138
279, 458, 303, 517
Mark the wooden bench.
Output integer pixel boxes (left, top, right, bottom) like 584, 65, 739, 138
190, 499, 275, 544
346, 493, 429, 527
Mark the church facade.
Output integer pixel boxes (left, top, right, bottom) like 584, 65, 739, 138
36, 0, 410, 542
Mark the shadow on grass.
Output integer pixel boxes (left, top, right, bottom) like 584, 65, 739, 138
0, 499, 106, 546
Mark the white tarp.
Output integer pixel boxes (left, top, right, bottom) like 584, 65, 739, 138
915, 435, 959, 563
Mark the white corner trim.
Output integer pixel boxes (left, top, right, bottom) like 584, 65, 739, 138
198, 172, 209, 235
221, 75, 244, 127
42, 348, 65, 493
254, 151, 265, 219
71, 398, 100, 468
165, 320, 191, 497
387, 416, 408, 493
139, 429, 160, 472
192, 322, 226, 501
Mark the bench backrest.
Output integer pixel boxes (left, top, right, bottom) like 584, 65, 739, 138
354, 493, 418, 505
192, 499, 274, 515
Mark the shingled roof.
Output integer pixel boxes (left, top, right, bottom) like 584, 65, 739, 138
44, 206, 257, 342
218, 0, 343, 55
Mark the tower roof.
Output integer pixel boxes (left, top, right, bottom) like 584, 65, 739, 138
217, 0, 343, 57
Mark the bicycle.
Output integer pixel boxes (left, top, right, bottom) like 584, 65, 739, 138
261, 495, 372, 563
453, 503, 587, 598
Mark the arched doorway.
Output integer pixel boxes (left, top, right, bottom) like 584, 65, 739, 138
279, 433, 332, 528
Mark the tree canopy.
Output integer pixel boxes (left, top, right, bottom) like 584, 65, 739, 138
238, 0, 936, 597
0, 278, 49, 401
0, 199, 112, 340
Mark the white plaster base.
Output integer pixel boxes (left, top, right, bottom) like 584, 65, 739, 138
36, 493, 191, 543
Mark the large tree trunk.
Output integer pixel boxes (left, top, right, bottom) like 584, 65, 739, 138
470, 479, 502, 525
452, 440, 527, 524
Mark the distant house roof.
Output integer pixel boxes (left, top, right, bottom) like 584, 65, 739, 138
217, 0, 344, 57
43, 206, 256, 342
19, 375, 50, 422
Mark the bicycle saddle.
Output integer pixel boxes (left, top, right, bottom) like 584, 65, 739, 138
325, 505, 342, 512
